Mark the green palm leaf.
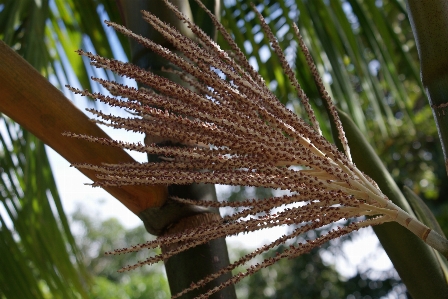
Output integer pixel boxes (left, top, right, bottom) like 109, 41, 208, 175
0, 118, 89, 298
221, 0, 422, 147
0, 0, 129, 297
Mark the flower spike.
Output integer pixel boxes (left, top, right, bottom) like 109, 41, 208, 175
66, 1, 448, 298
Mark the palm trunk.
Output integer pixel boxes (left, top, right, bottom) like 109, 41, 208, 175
116, 1, 236, 298
406, 1, 448, 175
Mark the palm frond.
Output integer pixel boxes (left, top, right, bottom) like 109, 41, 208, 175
0, 0, 129, 297
0, 117, 90, 298
221, 0, 423, 149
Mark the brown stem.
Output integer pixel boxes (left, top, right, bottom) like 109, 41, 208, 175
0, 40, 167, 214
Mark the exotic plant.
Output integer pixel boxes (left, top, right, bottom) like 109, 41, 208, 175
64, 0, 448, 298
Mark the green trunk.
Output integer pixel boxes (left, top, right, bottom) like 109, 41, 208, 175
116, 1, 236, 298
406, 0, 448, 175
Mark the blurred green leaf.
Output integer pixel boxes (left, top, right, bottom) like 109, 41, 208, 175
0, 118, 90, 298
0, 0, 129, 297
70, 209, 170, 299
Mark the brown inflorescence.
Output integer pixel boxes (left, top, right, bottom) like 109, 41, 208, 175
64, 0, 448, 298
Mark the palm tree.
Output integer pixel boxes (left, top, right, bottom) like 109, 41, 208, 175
0, 0, 447, 298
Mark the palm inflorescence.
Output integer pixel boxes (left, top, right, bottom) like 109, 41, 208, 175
64, 0, 448, 298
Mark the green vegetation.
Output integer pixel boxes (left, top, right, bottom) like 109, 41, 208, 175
71, 209, 169, 299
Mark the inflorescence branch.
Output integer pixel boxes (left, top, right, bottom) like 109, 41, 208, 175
64, 0, 448, 298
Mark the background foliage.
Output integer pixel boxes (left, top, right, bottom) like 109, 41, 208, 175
71, 208, 169, 299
